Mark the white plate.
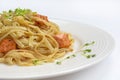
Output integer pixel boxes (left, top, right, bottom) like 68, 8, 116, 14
0, 19, 115, 80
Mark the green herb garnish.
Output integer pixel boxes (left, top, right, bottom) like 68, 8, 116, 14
33, 59, 40, 65
82, 53, 96, 59
66, 56, 70, 59
84, 41, 95, 47
65, 54, 76, 60
72, 54, 76, 57
56, 61, 62, 65
91, 54, 96, 57
0, 8, 35, 20
56, 41, 96, 65
8, 10, 13, 13
15, 8, 31, 16
86, 55, 91, 58
56, 54, 76, 65
83, 49, 92, 53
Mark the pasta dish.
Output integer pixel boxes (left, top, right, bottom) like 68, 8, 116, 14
0, 8, 74, 66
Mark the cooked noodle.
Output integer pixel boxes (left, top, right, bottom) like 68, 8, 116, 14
0, 8, 73, 66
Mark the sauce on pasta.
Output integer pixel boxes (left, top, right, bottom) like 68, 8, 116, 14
0, 8, 74, 66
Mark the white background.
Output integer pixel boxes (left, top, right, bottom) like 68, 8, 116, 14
0, 0, 120, 80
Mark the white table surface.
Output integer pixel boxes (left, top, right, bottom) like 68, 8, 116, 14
0, 0, 120, 80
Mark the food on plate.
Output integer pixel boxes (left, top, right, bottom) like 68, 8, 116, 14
0, 8, 74, 66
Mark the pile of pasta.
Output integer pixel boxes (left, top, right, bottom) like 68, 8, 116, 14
0, 8, 74, 66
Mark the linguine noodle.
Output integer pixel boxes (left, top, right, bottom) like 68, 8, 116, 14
0, 8, 73, 66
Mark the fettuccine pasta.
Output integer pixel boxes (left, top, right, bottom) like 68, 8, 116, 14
0, 8, 74, 66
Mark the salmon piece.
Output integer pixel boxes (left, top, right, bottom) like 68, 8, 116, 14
0, 39, 16, 53
34, 14, 48, 29
53, 33, 71, 48
34, 14, 48, 22
34, 21, 47, 29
